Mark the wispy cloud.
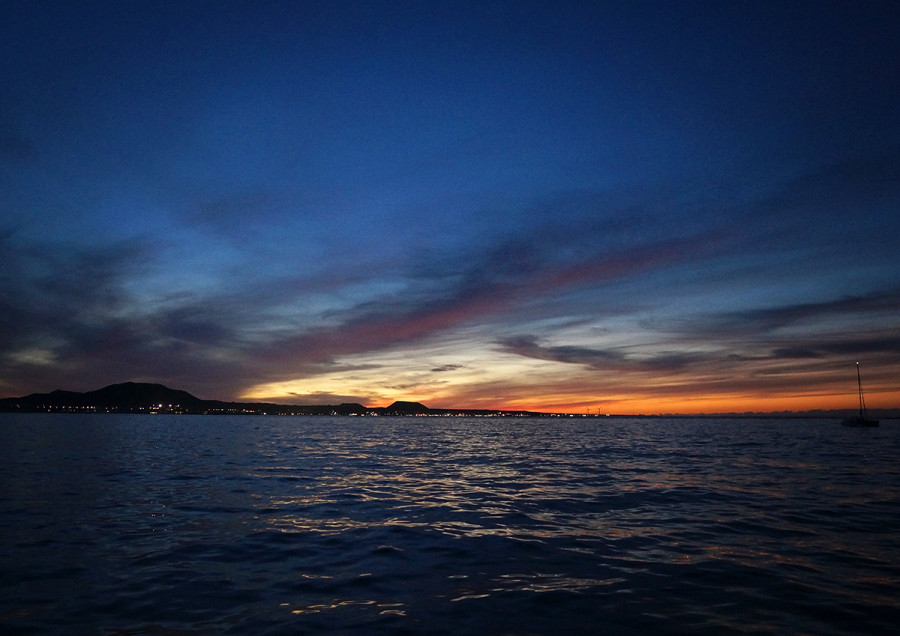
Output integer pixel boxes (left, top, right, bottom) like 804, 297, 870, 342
431, 364, 464, 372
676, 290, 900, 338
497, 335, 705, 372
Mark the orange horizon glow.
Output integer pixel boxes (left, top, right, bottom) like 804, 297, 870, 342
239, 344, 900, 416
246, 384, 900, 415
420, 390, 900, 415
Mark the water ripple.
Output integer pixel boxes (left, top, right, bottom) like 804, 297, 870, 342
1, 414, 898, 634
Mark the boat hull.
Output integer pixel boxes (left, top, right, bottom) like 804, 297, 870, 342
841, 415, 879, 427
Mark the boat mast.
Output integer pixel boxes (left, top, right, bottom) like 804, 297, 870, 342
856, 361, 868, 418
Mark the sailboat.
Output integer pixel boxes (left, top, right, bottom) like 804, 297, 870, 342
841, 362, 879, 427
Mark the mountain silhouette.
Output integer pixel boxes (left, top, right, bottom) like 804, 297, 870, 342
1, 382, 205, 411
382, 401, 430, 415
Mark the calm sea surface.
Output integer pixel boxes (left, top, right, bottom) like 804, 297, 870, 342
1, 415, 898, 635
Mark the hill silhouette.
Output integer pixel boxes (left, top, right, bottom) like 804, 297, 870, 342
0, 382, 205, 412
383, 401, 430, 415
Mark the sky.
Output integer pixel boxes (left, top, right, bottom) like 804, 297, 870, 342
2, 1, 899, 414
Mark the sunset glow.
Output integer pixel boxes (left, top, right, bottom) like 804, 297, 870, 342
2, 2, 899, 414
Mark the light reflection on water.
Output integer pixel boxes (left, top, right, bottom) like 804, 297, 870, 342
1, 414, 898, 634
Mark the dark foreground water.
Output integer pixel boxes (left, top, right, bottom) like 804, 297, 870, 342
1, 415, 898, 635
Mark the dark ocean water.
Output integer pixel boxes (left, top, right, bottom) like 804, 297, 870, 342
1, 415, 898, 635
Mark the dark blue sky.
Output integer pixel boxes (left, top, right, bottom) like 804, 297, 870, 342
2, 1, 899, 412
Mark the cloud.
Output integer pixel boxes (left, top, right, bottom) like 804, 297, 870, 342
687, 289, 900, 337
0, 235, 257, 394
0, 237, 150, 344
154, 306, 237, 346
497, 335, 704, 372
1, 167, 736, 398
498, 335, 623, 367
725, 148, 900, 258
771, 347, 823, 359
431, 364, 464, 372
241, 219, 719, 384
782, 333, 900, 359
281, 391, 372, 405
4, 163, 896, 408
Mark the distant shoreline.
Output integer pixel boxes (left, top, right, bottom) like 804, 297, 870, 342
2, 382, 897, 419
3, 411, 898, 420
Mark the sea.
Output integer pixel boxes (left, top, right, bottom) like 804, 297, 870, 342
1, 415, 898, 635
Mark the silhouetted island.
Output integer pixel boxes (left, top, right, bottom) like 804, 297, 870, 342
0, 382, 547, 417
